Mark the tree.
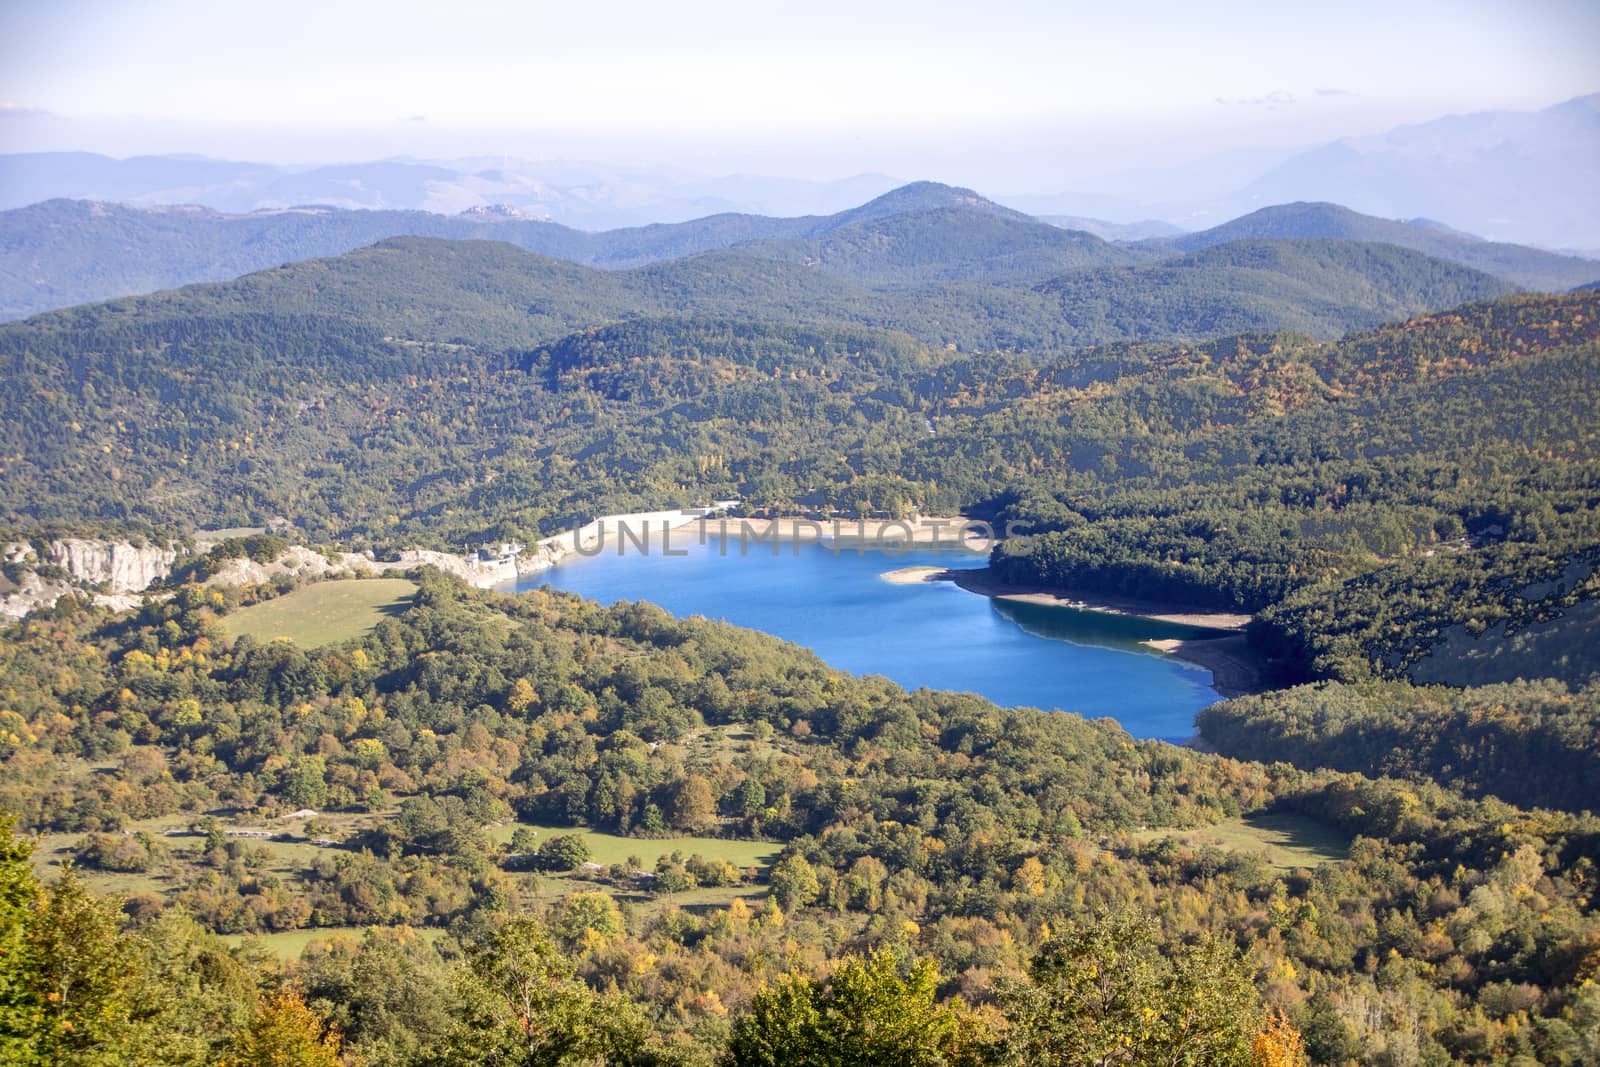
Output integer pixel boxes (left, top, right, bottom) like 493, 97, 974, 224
435, 917, 648, 1066
229, 989, 344, 1067
554, 892, 624, 952
0, 815, 39, 1058
1252, 1007, 1308, 1067
135, 908, 257, 1066
998, 912, 1262, 1066
19, 867, 149, 1066
297, 926, 457, 1066
536, 834, 591, 872
508, 678, 540, 714
667, 774, 717, 833
736, 777, 767, 819
724, 946, 979, 1067
768, 854, 820, 912
283, 757, 328, 810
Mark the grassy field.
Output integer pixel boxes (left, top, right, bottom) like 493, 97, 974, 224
222, 578, 417, 648
491, 822, 782, 870
198, 526, 267, 541
28, 810, 376, 902
221, 925, 449, 958
1131, 813, 1349, 870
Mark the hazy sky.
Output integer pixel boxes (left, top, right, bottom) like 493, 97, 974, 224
1, 0, 1596, 190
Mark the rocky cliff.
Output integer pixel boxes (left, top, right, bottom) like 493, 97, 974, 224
47, 539, 182, 592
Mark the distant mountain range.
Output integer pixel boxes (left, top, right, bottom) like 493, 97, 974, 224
1, 181, 1581, 322
7, 184, 1514, 356
1037, 216, 1185, 242
1235, 93, 1600, 252
0, 151, 902, 229
1007, 94, 1600, 252
4, 93, 1596, 252
1134, 202, 1600, 292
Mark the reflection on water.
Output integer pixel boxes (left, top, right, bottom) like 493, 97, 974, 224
514, 535, 1218, 741
991, 599, 1228, 653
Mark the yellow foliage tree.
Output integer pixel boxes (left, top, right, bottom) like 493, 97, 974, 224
229, 989, 343, 1067
507, 677, 540, 714
1252, 1006, 1308, 1067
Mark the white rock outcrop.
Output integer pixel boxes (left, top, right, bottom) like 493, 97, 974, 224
48, 539, 181, 593
392, 549, 519, 587
205, 546, 374, 587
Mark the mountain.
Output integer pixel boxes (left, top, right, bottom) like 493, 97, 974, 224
0, 230, 1528, 542
0, 151, 902, 228
4, 185, 1089, 320
1143, 201, 1600, 291
0, 184, 1515, 322
12, 216, 1514, 364
1034, 239, 1514, 342
730, 183, 1137, 285
0, 200, 562, 320
1235, 93, 1600, 250
1038, 215, 1186, 242
0, 196, 839, 321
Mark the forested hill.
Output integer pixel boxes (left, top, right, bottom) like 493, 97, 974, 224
1141, 201, 1600, 292
1, 182, 1108, 319
1196, 678, 1600, 813
2, 570, 1599, 1064
2, 258, 1594, 691
1035, 239, 1512, 340
0, 181, 1553, 322
4, 224, 1514, 359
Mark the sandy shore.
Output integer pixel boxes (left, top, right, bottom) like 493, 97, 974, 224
1142, 635, 1264, 698
947, 567, 1252, 630
880, 565, 949, 585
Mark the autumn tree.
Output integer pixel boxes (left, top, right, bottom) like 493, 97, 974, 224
768, 854, 820, 912
724, 946, 980, 1067
434, 916, 649, 1066
998, 912, 1263, 1066
229, 989, 344, 1067
1251, 1007, 1309, 1067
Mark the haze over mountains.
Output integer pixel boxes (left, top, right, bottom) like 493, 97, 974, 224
1233, 92, 1600, 251
1003, 93, 1600, 251
3, 92, 1595, 252
0, 152, 902, 229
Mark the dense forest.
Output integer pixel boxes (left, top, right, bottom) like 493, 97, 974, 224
8, 281, 1593, 688
1197, 679, 1600, 813
1, 572, 1597, 1064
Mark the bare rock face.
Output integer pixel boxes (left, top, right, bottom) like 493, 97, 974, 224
516, 541, 568, 576
47, 539, 181, 593
204, 545, 377, 587
0, 571, 75, 621
393, 549, 518, 587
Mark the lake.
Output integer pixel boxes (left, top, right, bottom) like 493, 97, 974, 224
514, 532, 1221, 740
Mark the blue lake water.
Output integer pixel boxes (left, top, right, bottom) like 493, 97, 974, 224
513, 533, 1221, 740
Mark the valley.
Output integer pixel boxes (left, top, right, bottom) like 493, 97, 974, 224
1, 164, 1597, 1064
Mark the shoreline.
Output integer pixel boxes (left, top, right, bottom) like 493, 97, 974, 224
880, 565, 949, 585
945, 567, 1252, 630
940, 566, 1266, 698
449, 509, 1271, 700
1141, 635, 1263, 699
